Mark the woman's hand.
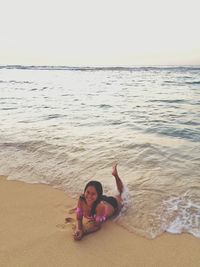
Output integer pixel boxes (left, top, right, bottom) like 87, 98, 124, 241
73, 228, 84, 241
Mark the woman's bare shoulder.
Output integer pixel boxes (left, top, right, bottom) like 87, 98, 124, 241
96, 201, 105, 210
77, 195, 85, 207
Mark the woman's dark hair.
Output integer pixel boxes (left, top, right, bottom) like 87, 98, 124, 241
81, 180, 103, 216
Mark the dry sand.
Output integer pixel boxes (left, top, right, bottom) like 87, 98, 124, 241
0, 175, 200, 267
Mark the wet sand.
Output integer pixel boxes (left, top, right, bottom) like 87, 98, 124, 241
0, 175, 199, 267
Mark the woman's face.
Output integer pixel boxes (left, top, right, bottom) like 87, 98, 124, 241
84, 185, 98, 206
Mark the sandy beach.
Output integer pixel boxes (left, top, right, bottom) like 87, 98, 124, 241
0, 175, 200, 267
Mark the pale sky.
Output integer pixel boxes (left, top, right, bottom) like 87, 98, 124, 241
1, 0, 200, 66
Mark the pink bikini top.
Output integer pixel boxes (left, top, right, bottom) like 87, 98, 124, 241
76, 207, 106, 222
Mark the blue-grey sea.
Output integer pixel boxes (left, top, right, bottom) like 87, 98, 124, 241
0, 65, 200, 239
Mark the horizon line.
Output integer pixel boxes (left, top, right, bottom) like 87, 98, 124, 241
1, 64, 200, 68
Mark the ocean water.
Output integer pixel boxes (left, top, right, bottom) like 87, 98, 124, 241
0, 65, 200, 239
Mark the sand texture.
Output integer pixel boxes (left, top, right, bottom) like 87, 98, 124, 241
0, 176, 200, 267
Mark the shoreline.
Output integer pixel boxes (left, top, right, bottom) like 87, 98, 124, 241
0, 175, 200, 267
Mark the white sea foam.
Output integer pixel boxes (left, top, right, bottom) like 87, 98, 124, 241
162, 196, 200, 238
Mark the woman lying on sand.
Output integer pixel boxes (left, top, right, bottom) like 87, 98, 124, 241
73, 164, 124, 240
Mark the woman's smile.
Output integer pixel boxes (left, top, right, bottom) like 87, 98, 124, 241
84, 186, 98, 205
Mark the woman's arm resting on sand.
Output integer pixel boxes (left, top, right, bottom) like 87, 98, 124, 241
73, 199, 84, 240
74, 217, 102, 240
83, 220, 101, 235
74, 204, 105, 239
83, 204, 106, 235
